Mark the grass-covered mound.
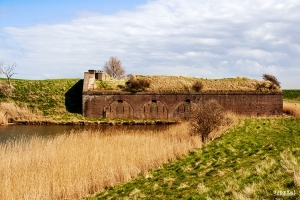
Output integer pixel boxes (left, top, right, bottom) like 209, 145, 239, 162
0, 76, 284, 119
94, 75, 281, 93
90, 118, 300, 199
0, 78, 83, 119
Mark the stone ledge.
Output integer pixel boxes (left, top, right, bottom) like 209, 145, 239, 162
83, 91, 282, 95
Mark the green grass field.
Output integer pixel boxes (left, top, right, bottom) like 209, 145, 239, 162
0, 78, 84, 120
283, 90, 300, 103
89, 118, 300, 199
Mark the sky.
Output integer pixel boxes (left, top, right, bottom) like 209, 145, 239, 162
0, 0, 299, 88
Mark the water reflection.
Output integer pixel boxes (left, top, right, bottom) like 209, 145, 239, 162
0, 125, 171, 143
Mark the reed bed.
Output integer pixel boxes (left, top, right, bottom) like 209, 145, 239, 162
0, 111, 7, 125
283, 102, 300, 117
0, 102, 44, 123
0, 123, 201, 200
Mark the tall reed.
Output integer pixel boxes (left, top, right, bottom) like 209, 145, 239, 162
283, 102, 300, 117
0, 124, 201, 200
0, 111, 7, 125
0, 102, 43, 124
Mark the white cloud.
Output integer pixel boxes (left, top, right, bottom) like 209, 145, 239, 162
228, 48, 288, 63
1, 0, 300, 88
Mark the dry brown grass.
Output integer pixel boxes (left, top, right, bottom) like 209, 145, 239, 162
0, 102, 44, 124
93, 75, 281, 93
295, 170, 300, 187
283, 102, 300, 117
0, 111, 7, 125
0, 123, 201, 199
0, 82, 14, 96
208, 112, 238, 141
280, 149, 300, 188
143, 76, 266, 92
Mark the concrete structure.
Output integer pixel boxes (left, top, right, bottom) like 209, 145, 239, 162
82, 71, 283, 119
83, 70, 110, 91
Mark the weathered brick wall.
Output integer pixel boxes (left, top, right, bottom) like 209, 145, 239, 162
82, 92, 283, 119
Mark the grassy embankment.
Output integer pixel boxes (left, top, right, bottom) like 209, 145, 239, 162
0, 78, 140, 124
89, 117, 300, 199
0, 78, 85, 123
0, 76, 282, 124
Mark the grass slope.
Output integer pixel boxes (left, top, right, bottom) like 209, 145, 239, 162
0, 78, 83, 118
90, 118, 300, 199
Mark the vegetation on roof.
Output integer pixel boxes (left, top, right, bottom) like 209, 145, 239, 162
93, 75, 281, 93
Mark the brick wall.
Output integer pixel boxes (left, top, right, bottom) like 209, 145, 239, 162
82, 92, 283, 119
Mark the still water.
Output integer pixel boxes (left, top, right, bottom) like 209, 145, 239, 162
0, 124, 171, 143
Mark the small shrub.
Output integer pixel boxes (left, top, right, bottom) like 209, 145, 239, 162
192, 80, 203, 92
268, 83, 279, 90
125, 75, 150, 92
255, 82, 279, 91
189, 99, 231, 143
255, 82, 267, 91
262, 74, 281, 88
0, 82, 14, 97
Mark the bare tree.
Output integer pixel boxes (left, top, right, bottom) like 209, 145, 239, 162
103, 57, 125, 79
189, 100, 230, 143
0, 62, 17, 85
125, 74, 151, 92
